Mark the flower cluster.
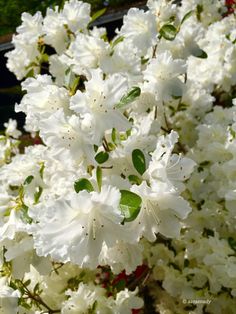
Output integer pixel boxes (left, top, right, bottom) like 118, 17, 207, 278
2, 0, 236, 313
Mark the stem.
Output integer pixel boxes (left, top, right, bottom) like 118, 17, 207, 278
161, 126, 170, 133
127, 267, 150, 291
21, 282, 60, 313
152, 44, 157, 58
162, 103, 187, 154
102, 137, 110, 152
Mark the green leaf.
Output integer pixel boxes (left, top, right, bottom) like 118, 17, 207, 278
64, 68, 80, 93
119, 190, 142, 222
90, 8, 106, 23
159, 24, 177, 41
112, 128, 120, 145
116, 87, 141, 109
202, 228, 214, 238
39, 162, 45, 179
228, 237, 236, 252
171, 94, 182, 100
196, 4, 203, 21
94, 145, 98, 153
194, 49, 208, 59
128, 175, 142, 185
192, 48, 208, 59
178, 103, 188, 111
181, 10, 194, 25
25, 68, 34, 78
115, 278, 126, 291
64, 68, 74, 86
20, 204, 33, 224
96, 167, 102, 192
141, 57, 149, 65
33, 283, 41, 294
111, 36, 124, 49
24, 279, 31, 287
34, 186, 43, 204
74, 178, 94, 193
24, 175, 34, 185
40, 53, 49, 63
95, 151, 109, 164
132, 149, 146, 175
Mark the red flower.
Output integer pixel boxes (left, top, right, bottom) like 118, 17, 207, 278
132, 309, 142, 314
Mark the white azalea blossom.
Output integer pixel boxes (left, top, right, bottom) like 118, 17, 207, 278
119, 8, 157, 55
31, 185, 127, 268
70, 69, 129, 143
130, 182, 191, 241
143, 51, 187, 101
3, 0, 236, 313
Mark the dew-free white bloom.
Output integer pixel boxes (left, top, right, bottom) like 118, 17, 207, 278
31, 185, 127, 268
3, 0, 236, 312
16, 75, 70, 132
143, 51, 186, 101
70, 69, 129, 144
120, 8, 157, 55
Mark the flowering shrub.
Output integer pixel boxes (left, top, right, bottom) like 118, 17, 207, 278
1, 0, 236, 313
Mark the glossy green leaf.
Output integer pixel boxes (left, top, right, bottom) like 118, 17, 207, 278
74, 178, 94, 193
159, 24, 177, 41
24, 175, 34, 185
120, 190, 142, 222
96, 167, 102, 192
181, 10, 194, 25
228, 237, 236, 252
90, 8, 106, 23
111, 36, 124, 49
95, 151, 109, 164
128, 175, 142, 185
116, 87, 141, 109
132, 149, 146, 175
192, 48, 208, 59
34, 186, 43, 204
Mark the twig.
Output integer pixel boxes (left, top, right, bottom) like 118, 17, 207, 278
21, 281, 60, 313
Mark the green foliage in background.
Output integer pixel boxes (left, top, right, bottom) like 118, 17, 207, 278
0, 0, 137, 36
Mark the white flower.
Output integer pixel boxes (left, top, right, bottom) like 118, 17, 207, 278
16, 12, 43, 42
63, 33, 109, 72
3, 119, 21, 139
99, 241, 143, 275
39, 109, 94, 162
146, 131, 196, 191
100, 40, 141, 84
113, 288, 144, 314
179, 0, 225, 27
120, 8, 157, 55
5, 12, 43, 80
130, 181, 191, 241
62, 283, 110, 314
70, 69, 129, 144
61, 0, 91, 33
0, 144, 46, 187
49, 55, 68, 86
3, 235, 51, 279
147, 0, 178, 26
43, 8, 68, 54
5, 40, 40, 80
143, 51, 186, 102
16, 75, 70, 132
0, 277, 20, 314
31, 185, 126, 268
